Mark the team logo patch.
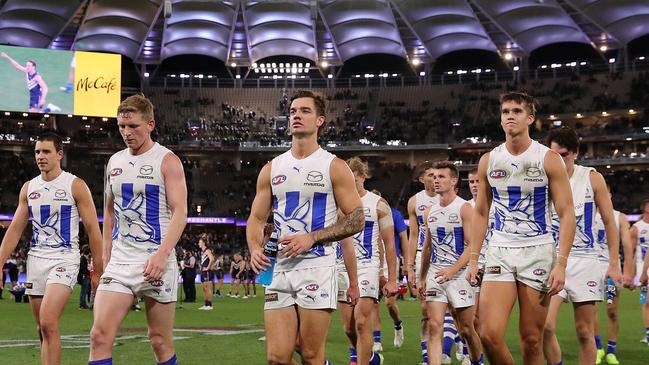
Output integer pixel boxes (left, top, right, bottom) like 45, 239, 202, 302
587, 280, 597, 287
489, 170, 507, 179
55, 267, 66, 272
101, 277, 113, 284
428, 215, 437, 223
458, 289, 467, 295
426, 290, 438, 297
306, 171, 323, 182
272, 175, 286, 185
338, 290, 346, 297
486, 266, 501, 274
139, 165, 154, 175
360, 280, 370, 285
54, 189, 66, 199
28, 192, 41, 200
150, 279, 164, 287
265, 293, 278, 302
305, 284, 319, 291
110, 168, 123, 177
533, 268, 547, 276
25, 282, 33, 289
448, 213, 459, 222
363, 207, 371, 216
418, 204, 427, 211
320, 292, 329, 299
525, 167, 542, 178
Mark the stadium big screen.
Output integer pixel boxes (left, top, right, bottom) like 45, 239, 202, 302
0, 45, 121, 117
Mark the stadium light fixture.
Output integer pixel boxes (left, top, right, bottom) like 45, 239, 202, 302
629, 109, 636, 114
576, 113, 583, 118
273, 68, 278, 73
3, 112, 9, 116
541, 65, 547, 69
169, 74, 176, 78
504, 53, 513, 60
639, 56, 646, 60
43, 114, 49, 118
102, 117, 108, 122
144, 72, 150, 77
254, 69, 259, 73
601, 111, 608, 116
279, 63, 284, 68
82, 116, 88, 120
549, 114, 556, 119
447, 71, 453, 75
411, 58, 421, 66
305, 62, 310, 68
280, 68, 284, 73
298, 63, 303, 68
580, 62, 587, 65
22, 113, 28, 117
235, 74, 241, 79
321, 61, 328, 68
419, 71, 425, 76
600, 45, 608, 52
626, 137, 633, 141
391, 73, 398, 77
230, 62, 236, 67
513, 66, 520, 71
327, 74, 333, 79
608, 58, 615, 64
252, 63, 258, 68
485, 69, 491, 72
67, 114, 72, 118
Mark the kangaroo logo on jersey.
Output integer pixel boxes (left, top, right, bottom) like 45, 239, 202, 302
272, 175, 287, 185
32, 212, 67, 248
110, 168, 123, 177
29, 192, 41, 200
114, 193, 157, 243
489, 170, 507, 179
273, 199, 325, 257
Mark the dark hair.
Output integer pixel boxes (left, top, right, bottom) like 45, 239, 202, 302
433, 161, 459, 179
415, 160, 435, 179
547, 126, 579, 153
290, 90, 326, 118
37, 131, 63, 152
642, 199, 649, 212
468, 168, 478, 176
117, 94, 154, 121
27, 60, 36, 67
500, 91, 538, 116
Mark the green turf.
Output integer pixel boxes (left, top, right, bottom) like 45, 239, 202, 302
0, 45, 74, 115
0, 285, 647, 364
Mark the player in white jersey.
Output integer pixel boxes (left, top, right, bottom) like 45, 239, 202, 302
542, 127, 622, 365
0, 132, 103, 365
632, 199, 649, 345
405, 161, 438, 364
89, 95, 187, 365
593, 197, 634, 365
246, 90, 365, 365
336, 157, 398, 365
466, 92, 576, 365
418, 161, 483, 365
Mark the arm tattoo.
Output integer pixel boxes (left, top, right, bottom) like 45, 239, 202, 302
312, 206, 364, 245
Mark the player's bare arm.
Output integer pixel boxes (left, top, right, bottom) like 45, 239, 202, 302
341, 235, 359, 306
246, 162, 272, 273
591, 171, 622, 285
619, 213, 634, 287
378, 198, 398, 296
406, 195, 418, 286
417, 206, 432, 298
545, 150, 576, 296
282, 158, 363, 257
467, 153, 491, 284
0, 182, 30, 265
0, 52, 27, 73
143, 152, 187, 282
73, 177, 103, 289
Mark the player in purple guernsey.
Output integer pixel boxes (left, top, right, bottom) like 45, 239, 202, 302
89, 95, 187, 365
467, 92, 576, 365
0, 132, 102, 365
0, 52, 60, 113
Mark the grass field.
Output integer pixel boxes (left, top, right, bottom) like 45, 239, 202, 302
0, 45, 74, 115
0, 285, 648, 364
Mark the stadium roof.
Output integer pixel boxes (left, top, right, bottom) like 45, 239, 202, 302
0, 0, 647, 67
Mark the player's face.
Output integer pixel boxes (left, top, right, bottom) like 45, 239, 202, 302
352, 172, 366, 192
289, 97, 324, 138
199, 239, 206, 249
433, 168, 457, 194
25, 61, 35, 73
468, 172, 479, 198
117, 111, 154, 150
549, 142, 577, 166
34, 140, 62, 173
500, 101, 534, 136
419, 168, 435, 191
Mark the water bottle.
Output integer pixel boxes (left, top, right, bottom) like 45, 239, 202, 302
605, 277, 617, 304
257, 237, 278, 286
640, 286, 648, 305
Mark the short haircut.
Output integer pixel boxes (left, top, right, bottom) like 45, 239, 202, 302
117, 94, 154, 121
290, 90, 326, 118
500, 91, 538, 116
642, 199, 649, 212
37, 131, 63, 152
415, 160, 435, 178
27, 60, 36, 67
468, 168, 478, 176
346, 157, 369, 177
433, 161, 459, 179
547, 126, 579, 153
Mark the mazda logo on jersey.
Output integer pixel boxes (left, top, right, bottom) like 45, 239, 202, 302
272, 175, 287, 185
28, 192, 41, 200
526, 167, 542, 177
307, 171, 323, 182
139, 165, 154, 175
305, 284, 319, 291
54, 189, 66, 199
363, 207, 371, 217
489, 170, 507, 179
110, 168, 122, 177
448, 213, 459, 222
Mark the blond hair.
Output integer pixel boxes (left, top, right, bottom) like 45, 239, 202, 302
346, 157, 370, 177
117, 94, 154, 121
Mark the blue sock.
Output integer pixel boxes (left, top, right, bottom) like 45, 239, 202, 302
443, 312, 457, 356
646, 327, 649, 341
594, 334, 602, 349
157, 354, 177, 365
470, 354, 484, 365
394, 320, 402, 330
373, 330, 381, 343
88, 359, 112, 365
325, 359, 332, 365
421, 341, 428, 364
607, 340, 617, 354
442, 336, 454, 356
369, 352, 381, 365
349, 347, 357, 363
462, 338, 469, 355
